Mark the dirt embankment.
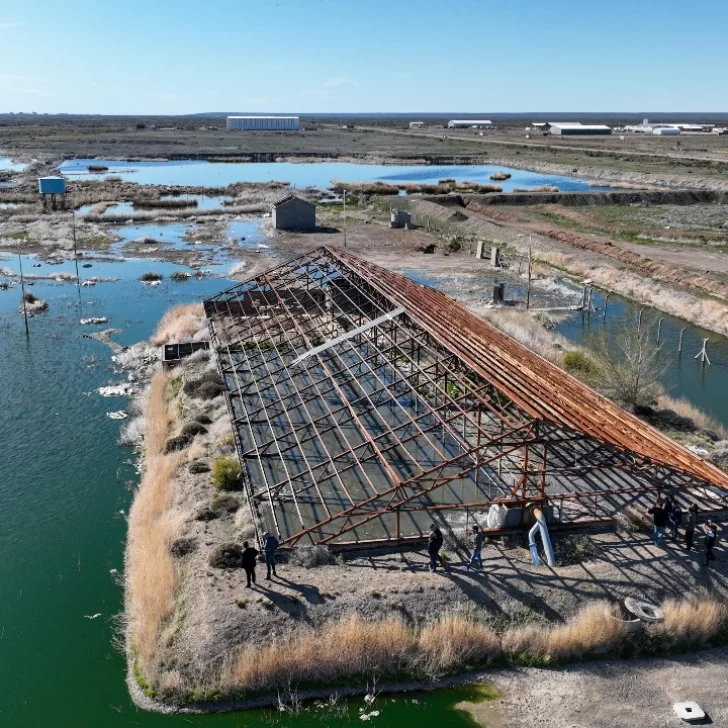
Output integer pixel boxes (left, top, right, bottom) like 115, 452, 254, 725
456, 189, 728, 207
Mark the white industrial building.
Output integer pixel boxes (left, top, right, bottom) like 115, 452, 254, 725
548, 122, 612, 136
625, 119, 714, 134
226, 116, 300, 131
447, 119, 493, 129
409, 121, 425, 129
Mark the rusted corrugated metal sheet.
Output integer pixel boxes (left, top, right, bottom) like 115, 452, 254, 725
327, 246, 728, 491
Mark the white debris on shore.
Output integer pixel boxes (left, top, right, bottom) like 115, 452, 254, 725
98, 384, 135, 397
81, 316, 108, 325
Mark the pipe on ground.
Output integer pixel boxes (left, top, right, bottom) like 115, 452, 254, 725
528, 507, 557, 567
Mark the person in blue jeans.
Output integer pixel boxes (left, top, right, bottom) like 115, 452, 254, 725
647, 499, 668, 547
262, 532, 279, 580
466, 524, 485, 571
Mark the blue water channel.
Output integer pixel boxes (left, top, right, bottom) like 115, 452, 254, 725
0, 156, 27, 172
59, 158, 601, 192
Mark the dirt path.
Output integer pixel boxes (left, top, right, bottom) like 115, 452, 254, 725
472, 647, 728, 728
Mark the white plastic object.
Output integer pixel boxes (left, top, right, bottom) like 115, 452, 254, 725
673, 701, 705, 722
624, 597, 664, 623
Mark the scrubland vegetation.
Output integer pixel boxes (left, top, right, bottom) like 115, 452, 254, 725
149, 596, 728, 704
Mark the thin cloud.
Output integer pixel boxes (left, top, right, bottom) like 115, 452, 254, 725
0, 73, 44, 83
322, 77, 357, 88
0, 21, 22, 29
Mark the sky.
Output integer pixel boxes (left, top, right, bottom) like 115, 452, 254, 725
1, 0, 727, 115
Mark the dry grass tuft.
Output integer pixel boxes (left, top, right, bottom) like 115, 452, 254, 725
657, 394, 728, 439
546, 602, 625, 660
501, 624, 547, 656
150, 303, 205, 346
480, 308, 570, 365
224, 616, 417, 692
502, 602, 624, 662
419, 613, 500, 674
650, 597, 725, 647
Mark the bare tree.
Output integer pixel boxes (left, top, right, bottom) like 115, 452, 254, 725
587, 312, 667, 412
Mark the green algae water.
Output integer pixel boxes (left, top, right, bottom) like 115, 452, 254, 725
0, 256, 488, 727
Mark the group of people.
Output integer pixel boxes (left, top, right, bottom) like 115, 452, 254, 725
647, 497, 719, 566
242, 503, 720, 585
427, 523, 485, 572
241, 532, 280, 587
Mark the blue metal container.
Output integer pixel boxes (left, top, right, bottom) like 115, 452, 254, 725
38, 177, 66, 194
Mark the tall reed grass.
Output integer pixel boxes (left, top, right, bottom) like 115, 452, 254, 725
657, 394, 728, 439
150, 303, 205, 346
126, 370, 183, 672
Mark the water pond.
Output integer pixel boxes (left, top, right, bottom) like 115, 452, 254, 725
0, 156, 27, 172
59, 158, 603, 192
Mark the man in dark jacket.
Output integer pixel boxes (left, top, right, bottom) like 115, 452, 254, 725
263, 532, 279, 580
427, 524, 444, 572
668, 501, 683, 541
647, 499, 668, 547
241, 541, 259, 587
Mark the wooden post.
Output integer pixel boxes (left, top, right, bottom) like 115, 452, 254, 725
678, 327, 686, 353
526, 241, 532, 311
656, 317, 664, 345
18, 254, 29, 337
637, 309, 644, 333
603, 293, 610, 322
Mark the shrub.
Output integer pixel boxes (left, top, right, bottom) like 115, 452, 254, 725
212, 457, 242, 491
163, 434, 192, 453
23, 291, 38, 303
140, 272, 163, 282
188, 459, 210, 474
562, 349, 598, 377
211, 493, 239, 515
292, 545, 335, 568
181, 421, 208, 438
209, 543, 243, 569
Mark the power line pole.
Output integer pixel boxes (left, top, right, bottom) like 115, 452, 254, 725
526, 237, 532, 311
18, 254, 29, 337
343, 189, 347, 248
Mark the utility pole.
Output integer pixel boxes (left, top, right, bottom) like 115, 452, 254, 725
343, 189, 347, 248
18, 254, 29, 337
525, 237, 532, 311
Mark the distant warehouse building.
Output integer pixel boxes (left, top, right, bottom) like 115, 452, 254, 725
272, 195, 315, 231
409, 121, 425, 129
447, 119, 493, 129
226, 115, 300, 131
548, 122, 612, 136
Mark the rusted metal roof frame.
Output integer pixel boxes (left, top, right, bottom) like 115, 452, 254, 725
204, 246, 728, 547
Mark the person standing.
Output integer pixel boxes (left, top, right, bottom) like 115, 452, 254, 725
263, 531, 279, 580
685, 504, 698, 550
241, 541, 259, 588
427, 524, 444, 572
466, 524, 484, 571
703, 520, 718, 567
669, 501, 683, 542
647, 499, 668, 547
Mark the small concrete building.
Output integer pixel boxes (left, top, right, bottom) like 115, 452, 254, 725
272, 195, 315, 231
390, 209, 411, 228
549, 122, 612, 136
409, 121, 425, 129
